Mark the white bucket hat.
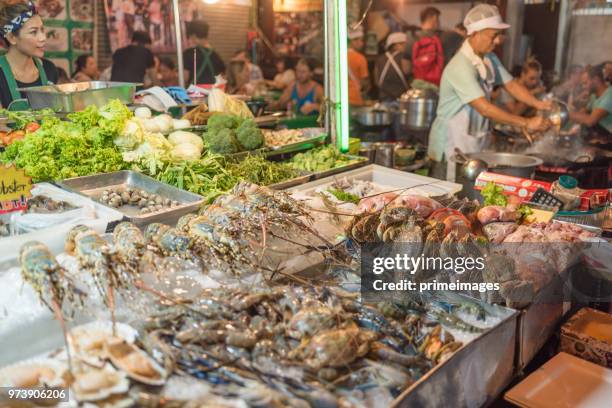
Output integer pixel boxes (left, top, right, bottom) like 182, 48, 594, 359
386, 32, 408, 50
348, 27, 364, 40
464, 4, 510, 36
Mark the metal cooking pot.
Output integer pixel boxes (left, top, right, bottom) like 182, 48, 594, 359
374, 142, 396, 167
398, 88, 438, 130
453, 152, 543, 179
453, 152, 543, 200
351, 104, 393, 126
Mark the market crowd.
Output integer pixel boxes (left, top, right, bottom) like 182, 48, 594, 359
0, 0, 610, 137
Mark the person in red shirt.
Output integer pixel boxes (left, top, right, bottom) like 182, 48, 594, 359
347, 27, 370, 106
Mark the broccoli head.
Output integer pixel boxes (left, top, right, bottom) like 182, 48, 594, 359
207, 113, 241, 133
204, 128, 240, 154
235, 120, 264, 151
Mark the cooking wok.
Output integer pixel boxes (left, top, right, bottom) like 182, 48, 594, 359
530, 153, 592, 167
528, 146, 609, 168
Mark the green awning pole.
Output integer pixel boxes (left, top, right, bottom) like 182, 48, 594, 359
335, 0, 349, 152
324, 0, 349, 153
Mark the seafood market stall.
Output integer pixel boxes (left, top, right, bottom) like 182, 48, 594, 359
0, 95, 610, 407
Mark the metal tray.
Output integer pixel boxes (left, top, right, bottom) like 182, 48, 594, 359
57, 171, 204, 226
266, 131, 328, 156
18, 81, 138, 112
392, 295, 519, 408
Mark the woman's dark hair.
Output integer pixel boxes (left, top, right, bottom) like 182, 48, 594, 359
187, 20, 209, 39
522, 58, 542, 75
586, 64, 605, 83
297, 58, 317, 72
56, 67, 70, 84
132, 30, 152, 45
159, 57, 175, 71
74, 54, 92, 74
276, 56, 293, 70
0, 0, 35, 46
226, 60, 246, 91
420, 6, 440, 24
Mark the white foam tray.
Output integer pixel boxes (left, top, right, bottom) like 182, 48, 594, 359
288, 164, 462, 197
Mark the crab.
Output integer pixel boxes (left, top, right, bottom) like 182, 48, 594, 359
289, 323, 378, 370
347, 212, 380, 243
376, 206, 421, 243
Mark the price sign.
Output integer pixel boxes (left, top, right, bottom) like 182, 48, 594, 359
0, 164, 32, 214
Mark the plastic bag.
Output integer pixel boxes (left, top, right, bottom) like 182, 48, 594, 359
11, 206, 97, 235
9, 184, 99, 235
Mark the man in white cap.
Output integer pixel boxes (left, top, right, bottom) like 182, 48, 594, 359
348, 27, 370, 106
375, 32, 410, 102
427, 4, 551, 180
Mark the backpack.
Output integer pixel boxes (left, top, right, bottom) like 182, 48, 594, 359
412, 35, 444, 86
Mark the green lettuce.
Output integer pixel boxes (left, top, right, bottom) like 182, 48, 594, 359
0, 100, 130, 182
481, 182, 508, 206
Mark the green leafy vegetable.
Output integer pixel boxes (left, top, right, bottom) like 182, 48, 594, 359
228, 154, 298, 186
326, 187, 360, 204
516, 204, 533, 220
137, 152, 238, 203
288, 145, 362, 172
0, 100, 130, 181
481, 182, 508, 206
0, 108, 55, 130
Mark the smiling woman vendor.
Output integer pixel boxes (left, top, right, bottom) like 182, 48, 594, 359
428, 4, 551, 180
0, 0, 58, 110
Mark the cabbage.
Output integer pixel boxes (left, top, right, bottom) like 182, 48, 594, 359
153, 114, 174, 132
122, 133, 172, 162
171, 143, 201, 161
114, 119, 144, 150
168, 131, 204, 151
141, 118, 160, 133
135, 107, 152, 119
173, 119, 191, 129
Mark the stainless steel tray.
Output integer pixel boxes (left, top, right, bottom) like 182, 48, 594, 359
392, 295, 519, 408
18, 81, 138, 112
58, 171, 204, 226
266, 131, 328, 156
